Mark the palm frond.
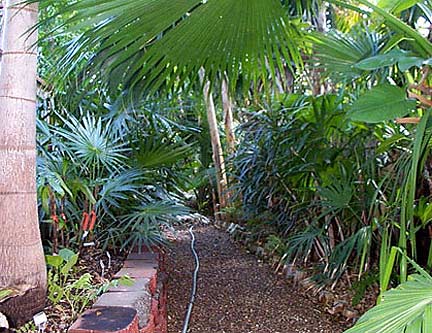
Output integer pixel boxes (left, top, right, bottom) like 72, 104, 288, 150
124, 201, 189, 225
54, 114, 128, 174
324, 226, 372, 283
309, 26, 384, 80
96, 169, 146, 215
133, 138, 193, 169
318, 181, 354, 210
114, 201, 190, 250
284, 224, 328, 263
330, 0, 432, 57
38, 0, 304, 94
346, 273, 432, 333
377, 0, 425, 14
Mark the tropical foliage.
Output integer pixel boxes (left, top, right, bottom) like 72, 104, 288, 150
36, 0, 305, 95
228, 0, 432, 332
36, 95, 201, 252
2, 0, 432, 330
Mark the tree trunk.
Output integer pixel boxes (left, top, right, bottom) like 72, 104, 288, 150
311, 3, 328, 96
202, 79, 229, 212
221, 77, 236, 155
0, 0, 47, 326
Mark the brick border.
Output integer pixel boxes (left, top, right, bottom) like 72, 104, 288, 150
68, 249, 167, 333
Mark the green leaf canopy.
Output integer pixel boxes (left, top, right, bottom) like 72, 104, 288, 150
348, 84, 416, 123
39, 0, 303, 94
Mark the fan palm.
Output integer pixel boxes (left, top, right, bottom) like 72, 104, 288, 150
54, 114, 128, 175
346, 248, 432, 333
37, 0, 306, 94
309, 26, 384, 81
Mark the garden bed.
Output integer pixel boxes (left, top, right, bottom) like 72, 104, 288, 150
67, 248, 167, 333
11, 247, 125, 333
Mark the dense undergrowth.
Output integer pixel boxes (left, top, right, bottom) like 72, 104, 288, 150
2, 0, 432, 332
36, 101, 199, 253
231, 94, 387, 286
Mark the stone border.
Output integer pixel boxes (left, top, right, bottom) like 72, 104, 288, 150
69, 250, 167, 333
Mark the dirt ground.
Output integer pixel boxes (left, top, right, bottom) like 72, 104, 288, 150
166, 225, 349, 333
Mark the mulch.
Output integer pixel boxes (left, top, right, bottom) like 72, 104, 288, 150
166, 225, 351, 333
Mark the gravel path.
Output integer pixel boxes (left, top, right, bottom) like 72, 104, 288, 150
167, 225, 347, 333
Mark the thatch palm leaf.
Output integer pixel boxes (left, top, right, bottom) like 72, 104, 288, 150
38, 0, 304, 93
309, 27, 383, 80
329, 0, 432, 58
345, 273, 432, 333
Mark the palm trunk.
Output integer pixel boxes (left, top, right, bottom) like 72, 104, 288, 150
221, 78, 236, 155
0, 1, 46, 326
202, 80, 229, 212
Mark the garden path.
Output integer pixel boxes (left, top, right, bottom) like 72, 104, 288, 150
166, 225, 347, 333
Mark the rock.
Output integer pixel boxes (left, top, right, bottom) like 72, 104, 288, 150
318, 291, 334, 305
342, 308, 359, 320
291, 268, 308, 285
0, 312, 8, 329
247, 243, 258, 253
283, 264, 297, 278
328, 300, 348, 315
255, 246, 265, 257
175, 213, 210, 225
227, 223, 236, 234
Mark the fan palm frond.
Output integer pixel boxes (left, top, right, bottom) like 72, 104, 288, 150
96, 169, 146, 215
377, 0, 425, 15
38, 0, 304, 94
125, 201, 190, 225
346, 272, 432, 332
330, 0, 432, 57
309, 26, 384, 80
54, 114, 128, 174
325, 226, 372, 283
106, 201, 190, 250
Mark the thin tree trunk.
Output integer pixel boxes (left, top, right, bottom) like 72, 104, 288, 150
0, 0, 47, 326
311, 3, 328, 96
200, 74, 229, 211
221, 77, 236, 155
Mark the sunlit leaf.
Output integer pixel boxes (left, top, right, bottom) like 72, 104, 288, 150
377, 0, 423, 14
45, 255, 64, 268
345, 274, 432, 333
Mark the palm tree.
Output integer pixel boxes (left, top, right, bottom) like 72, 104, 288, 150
0, 0, 46, 326
202, 76, 229, 211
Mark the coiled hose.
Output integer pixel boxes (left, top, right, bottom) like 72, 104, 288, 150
182, 226, 200, 333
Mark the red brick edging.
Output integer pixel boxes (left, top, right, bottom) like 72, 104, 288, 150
69, 250, 168, 333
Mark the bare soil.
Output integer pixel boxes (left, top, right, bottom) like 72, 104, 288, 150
166, 225, 350, 333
